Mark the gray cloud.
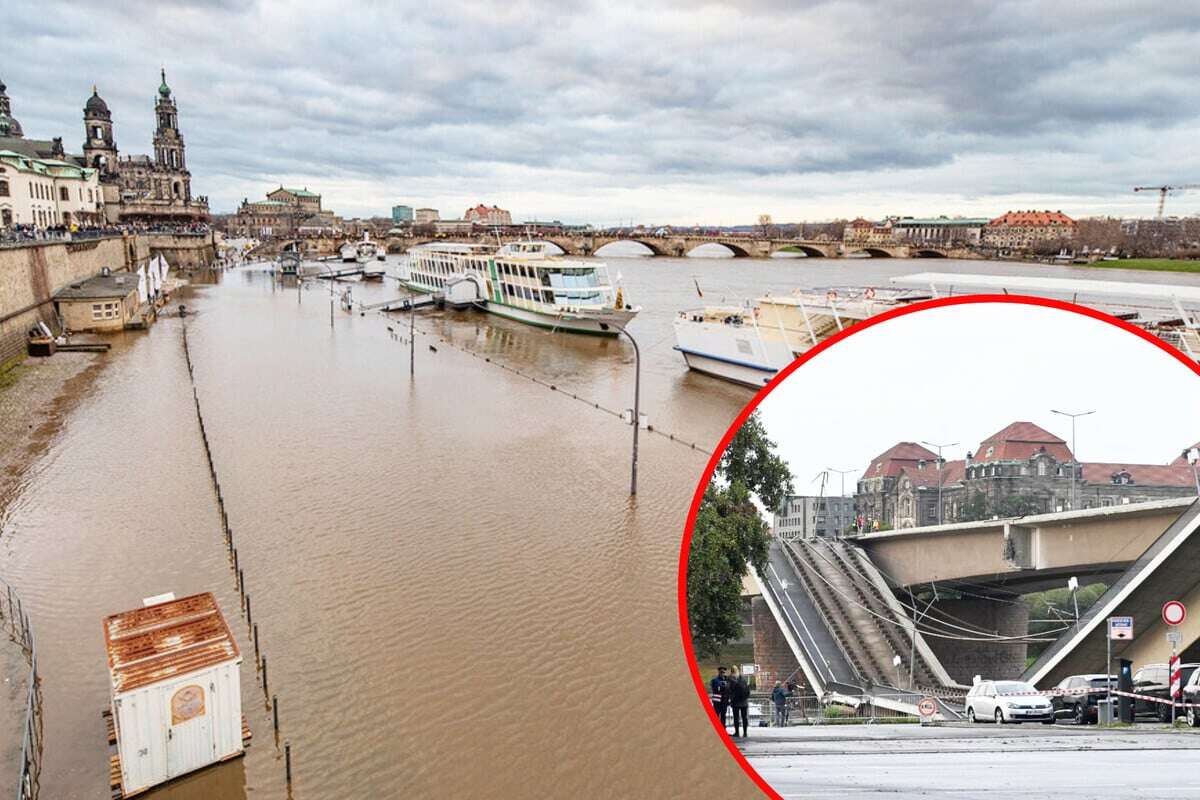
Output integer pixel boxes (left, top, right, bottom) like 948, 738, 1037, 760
5, 0, 1199, 222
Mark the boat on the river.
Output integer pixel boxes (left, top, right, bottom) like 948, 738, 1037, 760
891, 271, 1200, 364
340, 234, 381, 264
673, 287, 928, 388
400, 241, 638, 335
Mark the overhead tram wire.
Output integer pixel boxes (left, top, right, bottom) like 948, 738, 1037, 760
364, 306, 714, 457
790, 542, 1068, 643
803, 541, 1035, 641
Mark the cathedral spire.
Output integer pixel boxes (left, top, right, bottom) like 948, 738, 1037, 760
158, 67, 171, 98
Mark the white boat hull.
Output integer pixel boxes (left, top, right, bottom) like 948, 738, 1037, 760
400, 279, 635, 336
672, 318, 795, 388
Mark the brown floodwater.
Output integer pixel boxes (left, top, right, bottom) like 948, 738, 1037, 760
3, 252, 1199, 798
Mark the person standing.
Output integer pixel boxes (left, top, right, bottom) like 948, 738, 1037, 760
730, 668, 751, 737
710, 666, 730, 730
772, 681, 788, 727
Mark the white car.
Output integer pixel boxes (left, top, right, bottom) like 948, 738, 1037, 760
965, 680, 1056, 724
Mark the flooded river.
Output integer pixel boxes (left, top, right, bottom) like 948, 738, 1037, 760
3, 252, 1199, 797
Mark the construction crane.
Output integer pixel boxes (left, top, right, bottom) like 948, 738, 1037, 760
1133, 184, 1200, 219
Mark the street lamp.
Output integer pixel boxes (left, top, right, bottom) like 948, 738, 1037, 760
1183, 447, 1200, 496
1051, 409, 1095, 511
824, 467, 855, 537
921, 441, 958, 525
612, 322, 641, 496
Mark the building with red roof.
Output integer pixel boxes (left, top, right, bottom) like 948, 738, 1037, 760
983, 209, 1076, 251
464, 203, 512, 226
853, 420, 1197, 531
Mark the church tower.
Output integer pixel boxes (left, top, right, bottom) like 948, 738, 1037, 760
0, 78, 26, 138
153, 69, 186, 171
82, 86, 118, 175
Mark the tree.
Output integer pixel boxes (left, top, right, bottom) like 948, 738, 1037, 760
960, 490, 991, 522
688, 412, 793, 659
756, 214, 775, 239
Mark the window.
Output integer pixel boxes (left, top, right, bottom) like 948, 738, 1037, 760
59, 186, 70, 201
0, 179, 7, 197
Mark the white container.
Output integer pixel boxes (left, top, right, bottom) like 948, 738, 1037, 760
104, 592, 244, 796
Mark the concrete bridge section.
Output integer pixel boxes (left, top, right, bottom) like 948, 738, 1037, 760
1025, 499, 1200, 688
752, 499, 1200, 691
754, 538, 966, 719
854, 498, 1195, 594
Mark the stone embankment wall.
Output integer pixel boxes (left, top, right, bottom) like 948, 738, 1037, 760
0, 234, 213, 363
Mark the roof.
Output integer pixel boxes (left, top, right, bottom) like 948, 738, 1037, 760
894, 217, 990, 227
53, 271, 139, 300
103, 592, 240, 694
974, 421, 1073, 463
988, 210, 1076, 227
1080, 462, 1196, 488
863, 442, 938, 479
899, 459, 966, 489
276, 186, 319, 197
891, 272, 1200, 303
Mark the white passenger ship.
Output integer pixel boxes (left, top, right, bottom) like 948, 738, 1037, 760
400, 242, 639, 335
673, 287, 927, 388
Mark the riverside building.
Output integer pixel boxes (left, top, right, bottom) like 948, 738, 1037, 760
855, 422, 1197, 531
0, 72, 208, 226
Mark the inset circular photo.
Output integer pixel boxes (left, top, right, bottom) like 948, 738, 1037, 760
680, 296, 1200, 799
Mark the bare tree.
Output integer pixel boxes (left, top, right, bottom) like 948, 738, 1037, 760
756, 213, 774, 239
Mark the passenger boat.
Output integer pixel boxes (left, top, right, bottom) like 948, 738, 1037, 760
673, 287, 927, 387
340, 234, 381, 264
892, 272, 1200, 364
400, 242, 638, 335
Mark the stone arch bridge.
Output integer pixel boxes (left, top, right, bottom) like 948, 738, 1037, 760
254, 234, 972, 260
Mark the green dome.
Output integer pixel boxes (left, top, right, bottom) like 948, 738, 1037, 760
158, 68, 171, 98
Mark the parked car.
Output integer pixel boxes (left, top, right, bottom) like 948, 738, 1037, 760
1132, 663, 1200, 722
966, 680, 1055, 724
1182, 668, 1200, 727
1050, 674, 1115, 724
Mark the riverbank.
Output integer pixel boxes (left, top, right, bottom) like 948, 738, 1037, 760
1083, 258, 1200, 273
0, 352, 106, 517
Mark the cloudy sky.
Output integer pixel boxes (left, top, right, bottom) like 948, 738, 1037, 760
7, 1, 1200, 222
758, 302, 1200, 496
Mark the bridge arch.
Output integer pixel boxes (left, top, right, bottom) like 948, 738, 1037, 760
594, 239, 666, 257
775, 244, 828, 258
849, 247, 894, 258
913, 249, 948, 258
684, 242, 750, 258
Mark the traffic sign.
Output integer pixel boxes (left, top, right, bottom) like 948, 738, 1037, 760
1167, 631, 1183, 645
1163, 601, 1187, 627
1108, 616, 1134, 641
917, 697, 937, 719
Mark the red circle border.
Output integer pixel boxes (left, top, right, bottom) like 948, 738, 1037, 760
675, 293, 1200, 799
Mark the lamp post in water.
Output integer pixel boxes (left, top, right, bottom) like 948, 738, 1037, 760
612, 322, 641, 496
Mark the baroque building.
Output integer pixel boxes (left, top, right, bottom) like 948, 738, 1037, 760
855, 422, 1197, 531
0, 72, 207, 227
83, 71, 208, 223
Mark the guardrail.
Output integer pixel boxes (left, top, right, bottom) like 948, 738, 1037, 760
715, 693, 924, 729
1, 583, 42, 800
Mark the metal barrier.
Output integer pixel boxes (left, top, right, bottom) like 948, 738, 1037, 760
2, 582, 42, 800
719, 693, 923, 729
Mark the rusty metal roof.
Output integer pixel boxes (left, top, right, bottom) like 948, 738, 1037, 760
103, 592, 240, 694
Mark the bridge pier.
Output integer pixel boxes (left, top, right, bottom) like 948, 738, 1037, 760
751, 596, 807, 691
921, 596, 1029, 684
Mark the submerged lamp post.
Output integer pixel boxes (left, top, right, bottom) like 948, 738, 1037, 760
1050, 409, 1094, 511
921, 440, 957, 525
612, 322, 641, 496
